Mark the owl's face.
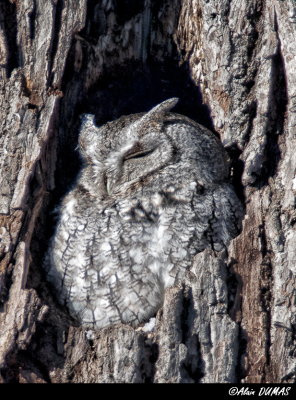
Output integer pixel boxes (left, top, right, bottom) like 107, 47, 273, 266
78, 98, 228, 199
79, 116, 175, 198
107, 132, 175, 193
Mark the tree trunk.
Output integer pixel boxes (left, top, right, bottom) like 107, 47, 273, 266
0, 0, 295, 383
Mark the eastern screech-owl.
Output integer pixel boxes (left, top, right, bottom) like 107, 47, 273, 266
44, 98, 243, 329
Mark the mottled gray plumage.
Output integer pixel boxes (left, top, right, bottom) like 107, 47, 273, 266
44, 98, 243, 328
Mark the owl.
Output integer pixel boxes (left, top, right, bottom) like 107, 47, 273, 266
44, 98, 243, 329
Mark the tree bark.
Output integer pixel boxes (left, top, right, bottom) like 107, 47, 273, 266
0, 0, 295, 383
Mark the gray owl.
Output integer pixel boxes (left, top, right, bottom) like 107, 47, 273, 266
44, 98, 243, 329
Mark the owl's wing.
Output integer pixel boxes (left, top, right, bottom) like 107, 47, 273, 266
176, 181, 243, 253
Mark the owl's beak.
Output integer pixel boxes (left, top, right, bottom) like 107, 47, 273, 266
102, 171, 111, 195
105, 174, 117, 196
106, 178, 112, 195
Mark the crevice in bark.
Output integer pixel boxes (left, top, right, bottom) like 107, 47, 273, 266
24, 316, 69, 379
0, 353, 19, 383
226, 258, 246, 381
0, 1, 20, 77
28, 0, 37, 41
1, 325, 55, 383
141, 337, 159, 383
242, 100, 257, 146
289, 317, 296, 359
180, 285, 192, 345
226, 144, 245, 206
180, 286, 204, 382
252, 15, 288, 188
226, 257, 241, 318
181, 334, 205, 383
16, 349, 52, 383
258, 221, 268, 258
235, 324, 248, 381
0, 265, 12, 307
260, 257, 273, 380
258, 220, 273, 380
27, 117, 59, 288
47, 0, 64, 88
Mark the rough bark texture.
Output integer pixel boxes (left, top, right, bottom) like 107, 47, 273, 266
0, 0, 295, 383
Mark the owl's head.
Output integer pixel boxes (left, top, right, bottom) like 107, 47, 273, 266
78, 98, 229, 199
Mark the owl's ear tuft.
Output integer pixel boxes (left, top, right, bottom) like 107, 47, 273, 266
132, 97, 179, 136
147, 98, 179, 118
134, 98, 179, 134
78, 114, 100, 162
79, 113, 96, 127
